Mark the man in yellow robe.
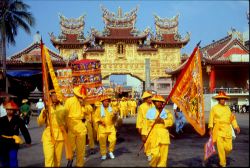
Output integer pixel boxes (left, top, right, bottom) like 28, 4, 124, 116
84, 103, 95, 154
64, 85, 87, 167
119, 97, 127, 119
141, 95, 174, 167
136, 91, 154, 160
130, 98, 137, 117
37, 90, 70, 167
93, 101, 102, 141
208, 91, 240, 167
94, 95, 119, 160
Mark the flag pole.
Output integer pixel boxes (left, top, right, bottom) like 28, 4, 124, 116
137, 41, 201, 156
40, 39, 56, 145
41, 40, 73, 162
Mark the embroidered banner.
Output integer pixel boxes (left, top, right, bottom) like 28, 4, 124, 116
171, 46, 205, 135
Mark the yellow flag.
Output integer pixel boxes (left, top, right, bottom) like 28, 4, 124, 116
42, 46, 64, 102
171, 47, 205, 135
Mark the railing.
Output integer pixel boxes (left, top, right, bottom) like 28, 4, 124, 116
203, 87, 249, 94
214, 88, 247, 94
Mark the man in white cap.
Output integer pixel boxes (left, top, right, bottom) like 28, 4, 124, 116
36, 98, 44, 115
208, 91, 240, 167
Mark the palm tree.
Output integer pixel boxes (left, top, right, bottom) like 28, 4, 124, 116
0, 0, 35, 92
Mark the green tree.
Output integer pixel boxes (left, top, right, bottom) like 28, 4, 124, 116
0, 0, 35, 92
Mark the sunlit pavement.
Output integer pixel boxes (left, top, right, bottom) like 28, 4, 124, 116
18, 109, 249, 167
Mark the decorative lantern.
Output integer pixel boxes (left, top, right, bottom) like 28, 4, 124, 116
71, 59, 104, 104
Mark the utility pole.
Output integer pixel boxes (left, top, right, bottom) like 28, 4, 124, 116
145, 58, 151, 91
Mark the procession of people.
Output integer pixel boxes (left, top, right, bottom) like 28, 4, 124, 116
0, 86, 243, 167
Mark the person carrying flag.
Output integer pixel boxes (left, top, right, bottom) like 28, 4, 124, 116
208, 91, 240, 167
37, 90, 70, 167
141, 94, 174, 167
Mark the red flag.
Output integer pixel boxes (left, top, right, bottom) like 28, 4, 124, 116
204, 135, 216, 160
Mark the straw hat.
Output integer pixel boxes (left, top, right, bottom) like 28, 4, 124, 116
141, 91, 152, 99
22, 99, 28, 103
151, 95, 165, 102
213, 91, 230, 100
73, 85, 87, 99
100, 95, 111, 102
4, 101, 19, 110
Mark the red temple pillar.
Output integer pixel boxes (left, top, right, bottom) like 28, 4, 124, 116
209, 67, 216, 93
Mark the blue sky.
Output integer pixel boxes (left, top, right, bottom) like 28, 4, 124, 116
7, 0, 249, 57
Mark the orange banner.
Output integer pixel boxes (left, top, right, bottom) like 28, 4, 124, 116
171, 48, 205, 135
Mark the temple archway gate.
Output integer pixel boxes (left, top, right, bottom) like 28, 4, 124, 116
50, 6, 190, 86
85, 44, 182, 82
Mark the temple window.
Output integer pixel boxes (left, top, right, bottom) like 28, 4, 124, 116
117, 43, 125, 54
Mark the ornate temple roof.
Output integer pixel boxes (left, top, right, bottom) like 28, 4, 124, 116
50, 14, 89, 48
49, 6, 190, 49
101, 5, 138, 29
166, 29, 249, 75
151, 14, 190, 47
7, 41, 65, 66
91, 6, 148, 43
92, 27, 148, 42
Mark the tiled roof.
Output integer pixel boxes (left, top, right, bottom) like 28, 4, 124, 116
7, 42, 65, 66
6, 59, 66, 65
51, 34, 89, 45
166, 34, 249, 75
201, 35, 232, 57
9, 42, 63, 61
85, 47, 105, 52
95, 27, 147, 40
151, 34, 189, 46
201, 34, 248, 59
137, 47, 157, 51
211, 39, 248, 60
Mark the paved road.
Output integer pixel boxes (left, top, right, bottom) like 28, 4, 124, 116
18, 111, 249, 167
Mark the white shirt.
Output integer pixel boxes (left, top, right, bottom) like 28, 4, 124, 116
173, 103, 177, 110
0, 104, 7, 117
36, 101, 44, 109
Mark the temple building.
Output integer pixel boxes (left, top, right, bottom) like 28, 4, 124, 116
4, 32, 65, 100
49, 6, 190, 97
166, 28, 249, 111
3, 5, 248, 103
